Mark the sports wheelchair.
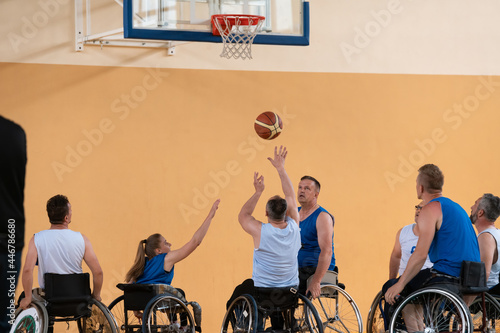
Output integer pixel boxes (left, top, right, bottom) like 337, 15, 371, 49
9, 273, 117, 333
221, 286, 324, 333
367, 262, 500, 333
307, 270, 363, 333
108, 283, 202, 333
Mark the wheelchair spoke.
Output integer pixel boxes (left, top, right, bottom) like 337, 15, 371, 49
221, 295, 256, 333
310, 285, 362, 333
389, 288, 471, 333
79, 302, 117, 333
145, 296, 195, 333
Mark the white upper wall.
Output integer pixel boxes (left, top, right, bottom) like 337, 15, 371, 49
2, 0, 500, 75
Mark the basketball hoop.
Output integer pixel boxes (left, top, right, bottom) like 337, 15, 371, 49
211, 15, 265, 60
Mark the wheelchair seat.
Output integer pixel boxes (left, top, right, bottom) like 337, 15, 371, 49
116, 283, 187, 311
111, 283, 200, 333
460, 260, 490, 294
254, 287, 298, 312
44, 273, 92, 318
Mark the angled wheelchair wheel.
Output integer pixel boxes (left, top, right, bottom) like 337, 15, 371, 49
366, 291, 386, 333
9, 301, 48, 333
388, 287, 472, 333
142, 295, 195, 333
221, 295, 257, 333
78, 299, 118, 333
295, 294, 324, 333
469, 292, 500, 333
309, 284, 362, 333
108, 295, 142, 332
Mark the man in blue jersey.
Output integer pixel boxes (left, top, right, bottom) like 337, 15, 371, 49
297, 176, 335, 299
385, 164, 480, 304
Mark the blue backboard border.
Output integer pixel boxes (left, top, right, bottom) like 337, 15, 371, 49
124, 1, 309, 46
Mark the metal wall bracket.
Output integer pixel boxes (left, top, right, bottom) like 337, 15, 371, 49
75, 0, 180, 55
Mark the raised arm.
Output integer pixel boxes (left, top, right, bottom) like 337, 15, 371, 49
267, 146, 299, 224
238, 173, 264, 248
19, 236, 37, 310
164, 199, 220, 270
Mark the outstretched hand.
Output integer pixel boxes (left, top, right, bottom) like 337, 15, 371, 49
208, 199, 221, 218
254, 172, 265, 193
267, 146, 287, 170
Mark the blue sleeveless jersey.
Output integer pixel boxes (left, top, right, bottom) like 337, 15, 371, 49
136, 253, 174, 285
297, 206, 335, 270
429, 197, 480, 277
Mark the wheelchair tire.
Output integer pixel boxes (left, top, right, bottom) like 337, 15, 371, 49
308, 284, 362, 333
77, 299, 118, 333
108, 295, 143, 332
469, 292, 500, 333
388, 287, 472, 333
297, 293, 324, 333
221, 294, 258, 333
366, 291, 385, 333
142, 294, 195, 333
9, 301, 48, 333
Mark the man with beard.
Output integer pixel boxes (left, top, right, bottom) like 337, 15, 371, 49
470, 193, 500, 294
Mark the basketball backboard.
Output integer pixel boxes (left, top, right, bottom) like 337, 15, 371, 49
123, 0, 309, 45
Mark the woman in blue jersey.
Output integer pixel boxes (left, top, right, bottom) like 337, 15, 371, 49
123, 199, 219, 328
125, 199, 220, 285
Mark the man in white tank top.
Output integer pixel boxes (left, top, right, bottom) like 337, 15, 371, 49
19, 195, 103, 310
226, 146, 301, 308
470, 193, 500, 290
388, 201, 433, 280
381, 201, 434, 331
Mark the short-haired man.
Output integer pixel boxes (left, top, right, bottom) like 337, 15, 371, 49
297, 175, 335, 299
470, 193, 500, 293
385, 164, 480, 304
19, 195, 103, 309
381, 201, 433, 331
388, 201, 433, 280
226, 146, 301, 328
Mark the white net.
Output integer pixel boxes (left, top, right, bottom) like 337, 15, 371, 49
212, 15, 265, 60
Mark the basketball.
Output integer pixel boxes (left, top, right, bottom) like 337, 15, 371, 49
254, 112, 283, 140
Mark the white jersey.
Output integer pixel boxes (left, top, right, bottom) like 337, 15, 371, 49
399, 223, 433, 276
478, 228, 500, 288
34, 229, 85, 288
252, 217, 301, 287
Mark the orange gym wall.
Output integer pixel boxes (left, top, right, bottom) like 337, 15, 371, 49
2, 62, 500, 332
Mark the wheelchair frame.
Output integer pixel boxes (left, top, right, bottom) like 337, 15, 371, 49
367, 287, 500, 333
306, 270, 363, 333
9, 273, 117, 333
220, 288, 324, 333
108, 283, 200, 333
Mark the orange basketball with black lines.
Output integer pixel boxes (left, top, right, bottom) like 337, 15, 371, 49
254, 112, 283, 140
